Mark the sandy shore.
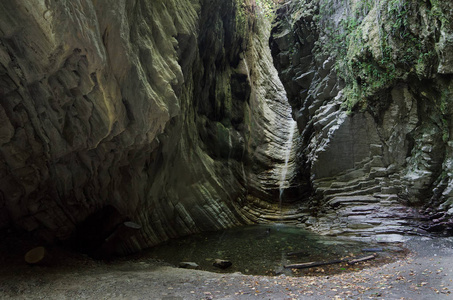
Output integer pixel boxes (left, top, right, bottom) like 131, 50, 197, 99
1, 236, 452, 299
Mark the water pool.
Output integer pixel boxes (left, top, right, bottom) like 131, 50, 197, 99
142, 224, 385, 276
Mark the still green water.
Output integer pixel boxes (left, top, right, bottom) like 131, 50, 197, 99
144, 224, 376, 276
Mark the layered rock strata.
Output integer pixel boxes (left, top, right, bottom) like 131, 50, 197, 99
0, 0, 298, 254
271, 0, 453, 241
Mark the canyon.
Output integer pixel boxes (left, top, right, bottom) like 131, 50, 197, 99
1, 0, 453, 256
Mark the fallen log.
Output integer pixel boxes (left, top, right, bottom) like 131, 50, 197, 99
284, 259, 346, 269
347, 253, 377, 265
284, 253, 377, 269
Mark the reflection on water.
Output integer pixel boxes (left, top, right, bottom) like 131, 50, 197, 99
143, 225, 377, 276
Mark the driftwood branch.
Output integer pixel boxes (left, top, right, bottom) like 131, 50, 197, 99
347, 254, 377, 265
284, 253, 377, 269
284, 259, 345, 269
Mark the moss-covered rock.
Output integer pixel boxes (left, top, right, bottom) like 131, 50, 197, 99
271, 0, 453, 236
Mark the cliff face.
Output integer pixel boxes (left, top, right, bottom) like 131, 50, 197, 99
0, 0, 297, 253
5, 0, 452, 252
271, 0, 453, 240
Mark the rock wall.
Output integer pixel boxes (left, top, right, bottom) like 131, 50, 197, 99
8, 0, 451, 251
0, 0, 297, 254
271, 0, 453, 241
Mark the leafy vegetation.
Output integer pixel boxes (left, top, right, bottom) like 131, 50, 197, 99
315, 0, 442, 111
234, 0, 249, 38
255, 0, 278, 21
235, 0, 279, 38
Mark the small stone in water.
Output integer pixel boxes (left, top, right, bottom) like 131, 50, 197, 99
213, 259, 232, 269
179, 262, 200, 269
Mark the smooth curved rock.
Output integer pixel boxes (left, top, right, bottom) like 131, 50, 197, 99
0, 0, 297, 252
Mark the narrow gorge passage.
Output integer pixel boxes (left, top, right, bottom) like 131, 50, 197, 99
1, 0, 453, 263
5, 1, 453, 299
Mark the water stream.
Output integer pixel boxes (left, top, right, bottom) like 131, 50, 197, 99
279, 119, 297, 207
141, 224, 379, 276
243, 54, 252, 85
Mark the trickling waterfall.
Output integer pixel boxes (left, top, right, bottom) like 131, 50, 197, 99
243, 54, 252, 85
279, 119, 297, 207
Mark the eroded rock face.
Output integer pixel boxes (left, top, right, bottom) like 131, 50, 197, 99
271, 0, 453, 240
0, 0, 297, 253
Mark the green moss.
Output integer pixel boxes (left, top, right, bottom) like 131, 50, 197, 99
234, 0, 249, 38
429, 0, 450, 25
315, 0, 443, 111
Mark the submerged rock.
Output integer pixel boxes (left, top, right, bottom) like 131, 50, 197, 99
213, 259, 232, 269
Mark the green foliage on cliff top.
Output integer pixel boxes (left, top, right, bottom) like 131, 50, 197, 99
236, 0, 278, 29
317, 0, 443, 111
255, 0, 278, 21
